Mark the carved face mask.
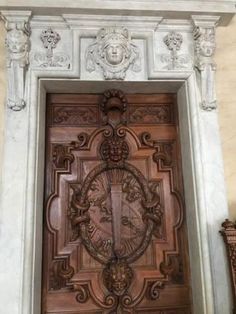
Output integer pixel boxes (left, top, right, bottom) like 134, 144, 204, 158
104, 41, 125, 66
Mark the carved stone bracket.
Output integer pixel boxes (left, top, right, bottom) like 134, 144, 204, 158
220, 219, 236, 313
192, 15, 220, 111
1, 10, 31, 111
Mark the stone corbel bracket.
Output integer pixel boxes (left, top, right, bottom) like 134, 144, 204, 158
192, 15, 220, 111
1, 10, 31, 111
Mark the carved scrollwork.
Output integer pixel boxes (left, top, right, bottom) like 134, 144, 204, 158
73, 284, 90, 303
67, 94, 163, 310
86, 27, 141, 80
52, 144, 74, 168
141, 132, 173, 167
100, 128, 129, 164
146, 280, 165, 300
50, 260, 74, 290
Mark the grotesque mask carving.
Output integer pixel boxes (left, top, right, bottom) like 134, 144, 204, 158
86, 27, 141, 80
103, 258, 133, 296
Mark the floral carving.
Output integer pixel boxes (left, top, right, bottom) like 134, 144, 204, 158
3, 12, 31, 111
129, 104, 172, 124
34, 27, 70, 68
161, 31, 190, 70
86, 27, 141, 79
52, 106, 98, 125
192, 17, 219, 110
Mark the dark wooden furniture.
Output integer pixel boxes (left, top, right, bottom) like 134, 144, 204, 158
220, 219, 236, 314
42, 90, 193, 313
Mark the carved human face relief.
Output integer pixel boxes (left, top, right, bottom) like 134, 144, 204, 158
6, 29, 28, 55
104, 40, 124, 66
86, 27, 140, 79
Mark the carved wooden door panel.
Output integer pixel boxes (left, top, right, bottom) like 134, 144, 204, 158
42, 90, 192, 314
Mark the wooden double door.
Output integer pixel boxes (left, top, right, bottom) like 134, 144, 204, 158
42, 90, 192, 313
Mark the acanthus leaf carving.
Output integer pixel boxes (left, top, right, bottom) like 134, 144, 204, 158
2, 11, 31, 111
34, 27, 70, 68
192, 16, 220, 111
86, 27, 141, 80
160, 31, 190, 70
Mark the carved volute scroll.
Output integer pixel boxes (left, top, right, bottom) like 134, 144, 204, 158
220, 219, 236, 313
43, 91, 192, 313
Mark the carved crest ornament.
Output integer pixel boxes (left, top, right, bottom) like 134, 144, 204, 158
34, 27, 70, 68
161, 31, 190, 70
86, 27, 141, 79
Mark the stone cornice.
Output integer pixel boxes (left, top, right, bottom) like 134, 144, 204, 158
0, 1, 235, 25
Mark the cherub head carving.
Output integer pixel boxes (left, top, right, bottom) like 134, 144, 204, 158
86, 27, 140, 80
5, 26, 30, 67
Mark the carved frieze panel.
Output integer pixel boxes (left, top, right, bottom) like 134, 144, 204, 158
128, 104, 174, 125
51, 105, 99, 126
42, 90, 192, 313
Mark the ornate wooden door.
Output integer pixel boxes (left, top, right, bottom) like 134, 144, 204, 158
42, 90, 192, 314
